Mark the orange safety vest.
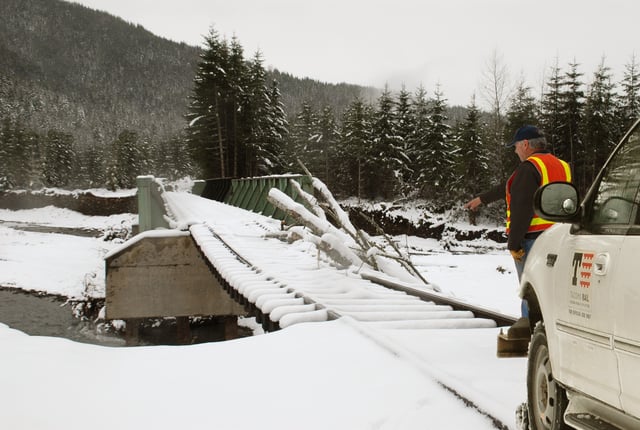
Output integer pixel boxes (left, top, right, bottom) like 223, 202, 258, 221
506, 153, 572, 234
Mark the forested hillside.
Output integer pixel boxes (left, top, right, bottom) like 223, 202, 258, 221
0, 0, 199, 147
272, 69, 378, 118
2, 0, 639, 207
0, 0, 376, 189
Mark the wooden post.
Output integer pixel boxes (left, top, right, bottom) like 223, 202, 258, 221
223, 315, 238, 340
125, 318, 141, 346
176, 316, 191, 345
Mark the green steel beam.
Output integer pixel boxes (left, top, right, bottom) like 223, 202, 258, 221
220, 175, 313, 221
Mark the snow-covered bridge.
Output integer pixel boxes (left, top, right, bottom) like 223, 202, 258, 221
105, 175, 514, 333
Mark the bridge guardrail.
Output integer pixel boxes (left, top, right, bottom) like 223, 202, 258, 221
137, 174, 314, 233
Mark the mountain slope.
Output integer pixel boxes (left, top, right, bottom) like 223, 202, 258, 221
0, 0, 376, 149
0, 0, 200, 146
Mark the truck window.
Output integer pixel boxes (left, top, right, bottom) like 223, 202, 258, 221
587, 126, 640, 234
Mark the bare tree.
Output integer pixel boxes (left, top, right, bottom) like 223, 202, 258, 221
481, 49, 511, 121
480, 49, 513, 182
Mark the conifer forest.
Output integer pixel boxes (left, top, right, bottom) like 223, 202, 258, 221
1, 0, 639, 206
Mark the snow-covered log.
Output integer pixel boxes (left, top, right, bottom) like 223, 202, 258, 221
310, 177, 358, 238
286, 226, 356, 268
289, 179, 326, 221
319, 232, 364, 268
267, 189, 352, 244
268, 174, 430, 286
267, 188, 363, 269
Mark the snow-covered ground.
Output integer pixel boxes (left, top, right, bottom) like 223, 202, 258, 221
0, 201, 527, 430
0, 206, 136, 298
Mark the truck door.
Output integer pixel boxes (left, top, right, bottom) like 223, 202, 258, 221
614, 236, 640, 418
609, 127, 640, 418
554, 233, 621, 409
554, 126, 640, 409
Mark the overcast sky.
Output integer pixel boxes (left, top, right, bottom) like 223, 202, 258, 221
68, 0, 638, 108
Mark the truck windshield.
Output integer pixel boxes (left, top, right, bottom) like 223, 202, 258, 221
587, 124, 640, 233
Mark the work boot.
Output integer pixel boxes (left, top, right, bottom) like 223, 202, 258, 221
507, 317, 531, 339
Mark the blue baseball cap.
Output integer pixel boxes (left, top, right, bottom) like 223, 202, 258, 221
506, 125, 544, 147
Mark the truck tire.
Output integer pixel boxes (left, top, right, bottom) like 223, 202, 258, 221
527, 323, 568, 430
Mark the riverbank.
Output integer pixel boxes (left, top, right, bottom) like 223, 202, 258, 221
0, 190, 514, 345
0, 187, 137, 215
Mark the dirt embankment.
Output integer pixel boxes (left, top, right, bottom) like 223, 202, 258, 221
347, 207, 506, 244
0, 190, 137, 216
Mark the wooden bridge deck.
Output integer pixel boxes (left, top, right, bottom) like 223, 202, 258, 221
162, 191, 510, 331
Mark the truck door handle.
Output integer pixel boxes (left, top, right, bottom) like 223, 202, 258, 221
593, 253, 609, 276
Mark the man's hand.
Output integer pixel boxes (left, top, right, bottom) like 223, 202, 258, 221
464, 197, 482, 211
510, 249, 525, 262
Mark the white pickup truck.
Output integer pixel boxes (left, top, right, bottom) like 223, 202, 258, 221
521, 119, 640, 429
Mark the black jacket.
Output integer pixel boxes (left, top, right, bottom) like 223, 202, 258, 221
479, 152, 546, 251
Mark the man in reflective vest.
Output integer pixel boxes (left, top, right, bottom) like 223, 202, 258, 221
464, 125, 571, 324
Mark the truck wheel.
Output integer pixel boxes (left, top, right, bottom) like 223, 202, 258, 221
527, 324, 568, 430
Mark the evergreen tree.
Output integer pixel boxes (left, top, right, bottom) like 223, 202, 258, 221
301, 101, 327, 178
77, 144, 106, 188
288, 101, 319, 172
227, 35, 249, 177
244, 69, 288, 177
42, 130, 75, 187
581, 60, 618, 192
244, 51, 272, 175
316, 106, 339, 188
500, 80, 540, 189
0, 118, 13, 189
171, 134, 195, 180
26, 130, 43, 188
408, 85, 432, 191
337, 98, 373, 199
148, 133, 193, 181
618, 55, 640, 131
106, 130, 141, 189
260, 79, 288, 175
394, 85, 415, 196
186, 27, 230, 178
540, 62, 564, 156
370, 85, 403, 198
560, 61, 585, 169
0, 77, 13, 121
455, 95, 490, 200
0, 119, 39, 188
186, 29, 284, 179
505, 80, 539, 138
420, 86, 455, 200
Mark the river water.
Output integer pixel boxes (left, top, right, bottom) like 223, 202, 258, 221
0, 288, 126, 346
0, 220, 103, 237
0, 288, 249, 346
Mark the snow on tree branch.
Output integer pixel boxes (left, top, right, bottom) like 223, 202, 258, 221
310, 177, 358, 238
266, 188, 362, 269
289, 178, 326, 221
267, 177, 434, 289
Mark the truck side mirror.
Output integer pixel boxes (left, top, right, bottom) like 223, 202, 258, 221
534, 182, 581, 222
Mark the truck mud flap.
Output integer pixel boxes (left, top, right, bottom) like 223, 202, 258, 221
496, 330, 529, 358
